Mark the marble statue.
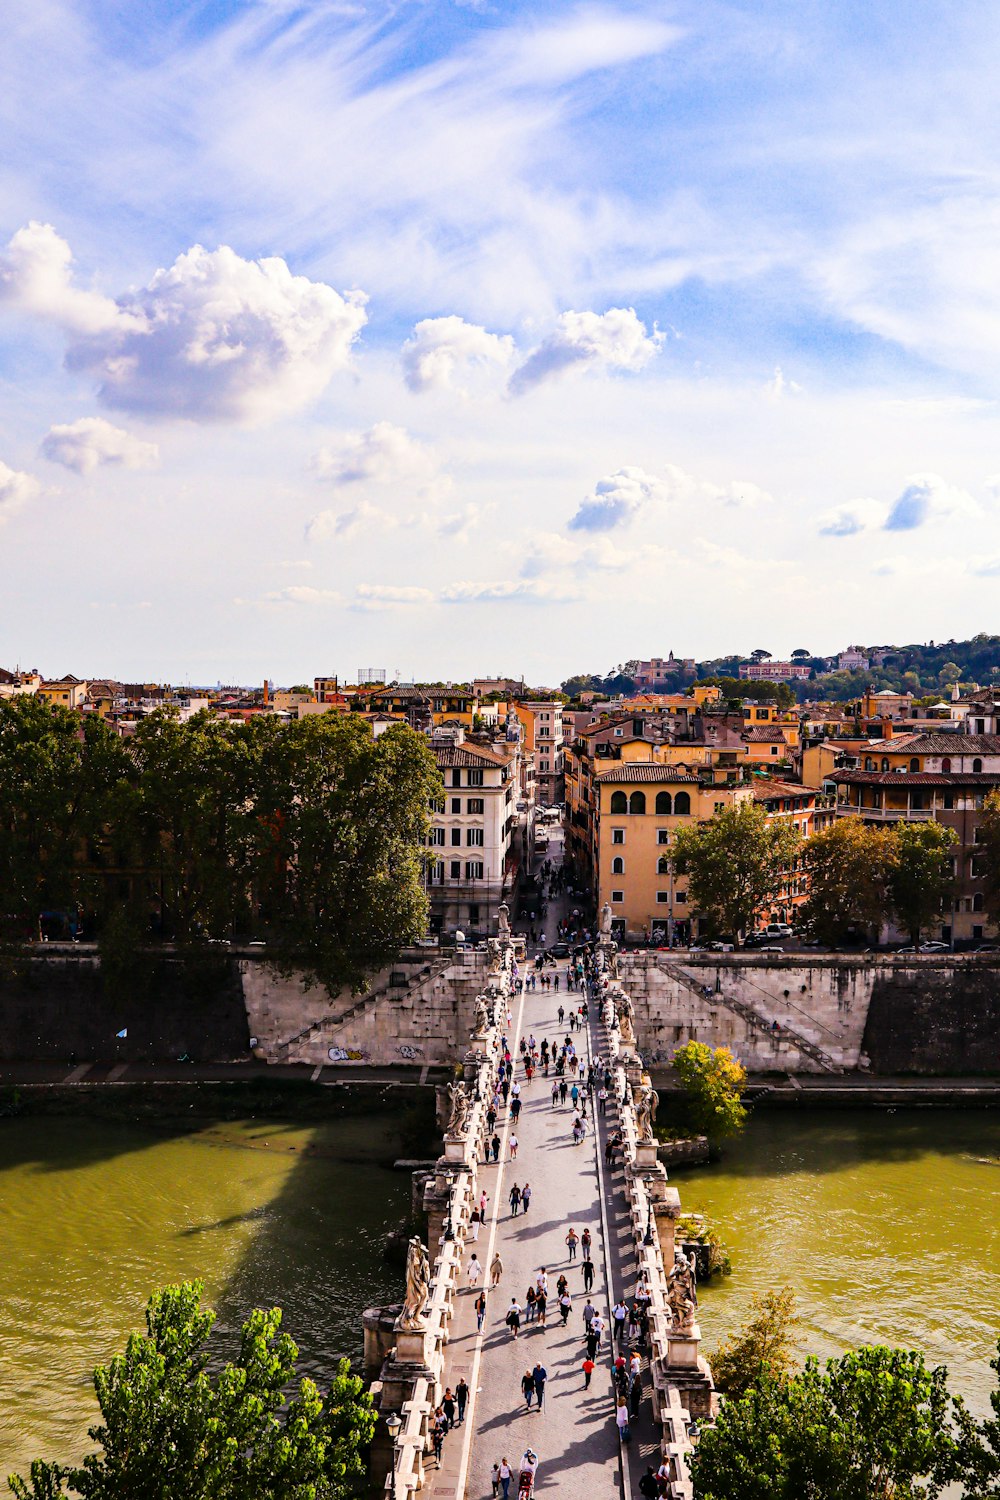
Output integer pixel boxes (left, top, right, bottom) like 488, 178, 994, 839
634, 1082, 658, 1142
667, 1279, 696, 1334
487, 936, 502, 974
400, 1236, 430, 1329
473, 995, 490, 1036
497, 903, 511, 940
446, 1080, 471, 1135
617, 993, 637, 1046
599, 901, 613, 937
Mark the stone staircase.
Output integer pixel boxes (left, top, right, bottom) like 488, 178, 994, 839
275, 958, 450, 1062
657, 961, 842, 1074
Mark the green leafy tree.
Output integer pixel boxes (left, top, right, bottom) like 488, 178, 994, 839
945, 1339, 1000, 1498
888, 821, 957, 946
672, 801, 800, 939
8, 1282, 375, 1500
711, 1287, 798, 1399
692, 1346, 954, 1500
801, 821, 895, 945
671, 1040, 747, 1140
977, 791, 1000, 931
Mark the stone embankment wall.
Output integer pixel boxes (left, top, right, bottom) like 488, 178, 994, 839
622, 953, 1000, 1075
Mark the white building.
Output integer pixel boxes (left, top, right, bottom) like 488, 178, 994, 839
424, 728, 520, 938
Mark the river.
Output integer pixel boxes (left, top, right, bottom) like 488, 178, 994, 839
676, 1108, 1000, 1411
0, 1113, 411, 1479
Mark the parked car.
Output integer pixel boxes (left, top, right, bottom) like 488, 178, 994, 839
755, 943, 786, 953
765, 923, 794, 939
896, 941, 949, 953
707, 940, 735, 952
549, 942, 570, 958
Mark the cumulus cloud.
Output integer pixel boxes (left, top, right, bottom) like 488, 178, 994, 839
568, 467, 666, 532
0, 222, 140, 337
817, 499, 884, 537
0, 460, 41, 525
3, 225, 368, 423
312, 421, 435, 486
508, 307, 661, 395
40, 417, 159, 475
402, 315, 514, 393
353, 583, 435, 611
883, 473, 977, 531
260, 585, 342, 604
441, 577, 582, 604
520, 531, 647, 577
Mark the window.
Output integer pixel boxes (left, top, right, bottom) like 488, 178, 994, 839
430, 796, 445, 813
771, 745, 779, 756
430, 827, 445, 846
974, 892, 985, 912
612, 828, 625, 845
657, 855, 670, 875
433, 860, 445, 883
466, 860, 484, 880
674, 791, 691, 815
865, 758, 874, 771
467, 797, 484, 814
614, 727, 623, 737
450, 860, 461, 879
468, 768, 484, 786
468, 904, 480, 925
656, 891, 670, 903
655, 791, 672, 815
973, 758, 984, 774
881, 758, 890, 772
658, 830, 670, 845
611, 890, 624, 903
451, 797, 462, 814
714, 801, 724, 813
610, 790, 627, 813
466, 827, 484, 846
675, 890, 687, 902
941, 757, 952, 772
943, 793, 954, 810
629, 790, 647, 815
452, 769, 462, 787
977, 719, 986, 735
612, 856, 624, 875
910, 757, 920, 773
451, 828, 462, 846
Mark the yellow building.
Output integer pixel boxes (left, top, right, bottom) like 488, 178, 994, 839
37, 675, 88, 710
593, 763, 753, 941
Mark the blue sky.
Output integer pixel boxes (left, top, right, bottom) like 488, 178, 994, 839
2, 0, 1000, 685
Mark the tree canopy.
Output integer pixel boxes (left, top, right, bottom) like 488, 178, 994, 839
710, 1287, 798, 1399
801, 821, 895, 945
672, 801, 800, 939
888, 820, 957, 946
671, 1040, 747, 1140
8, 1282, 376, 1500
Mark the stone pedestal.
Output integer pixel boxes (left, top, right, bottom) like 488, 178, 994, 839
634, 1139, 660, 1171
443, 1135, 468, 1164
665, 1325, 701, 1369
654, 1188, 682, 1265
363, 1304, 402, 1377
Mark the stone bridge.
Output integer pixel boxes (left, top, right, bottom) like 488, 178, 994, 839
365, 916, 714, 1499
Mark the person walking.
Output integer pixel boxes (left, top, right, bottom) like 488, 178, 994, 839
509, 1133, 519, 1161
597, 1085, 608, 1115
581, 1228, 592, 1258
511, 1095, 522, 1123
521, 1368, 536, 1410
558, 1005, 565, 1025
535, 1286, 547, 1325
613, 1300, 628, 1347
480, 1189, 489, 1223
442, 1387, 456, 1430
491, 1462, 502, 1498
506, 1299, 522, 1337
566, 1227, 579, 1261
559, 1077, 568, 1105
616, 1394, 630, 1441
582, 1298, 597, 1332
490, 1132, 501, 1163
470, 1206, 481, 1241
585, 1327, 599, 1361
532, 1362, 547, 1410
551, 1080, 559, 1108
525, 1285, 537, 1324
559, 1290, 572, 1325
431, 1409, 445, 1464
582, 1255, 595, 1293
498, 1457, 512, 1499
582, 1354, 595, 1389
629, 1375, 641, 1422
475, 1290, 487, 1332
521, 1181, 532, 1214
509, 1182, 522, 1217
491, 1251, 504, 1287
467, 1252, 483, 1287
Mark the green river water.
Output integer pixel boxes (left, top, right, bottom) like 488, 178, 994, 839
677, 1108, 1000, 1412
0, 1114, 410, 1479
2, 1107, 999, 1480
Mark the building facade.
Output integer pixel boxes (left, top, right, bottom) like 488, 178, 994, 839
423, 731, 520, 938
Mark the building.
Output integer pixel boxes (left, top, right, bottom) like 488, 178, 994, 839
314, 676, 340, 703
423, 728, 520, 938
36, 675, 88, 709
838, 646, 870, 672
632, 654, 695, 689
514, 701, 564, 806
740, 703, 801, 764
0, 668, 41, 699
831, 732, 1000, 945
738, 661, 812, 682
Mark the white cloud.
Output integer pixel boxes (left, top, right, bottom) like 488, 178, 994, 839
0, 222, 140, 337
509, 308, 662, 395
251, 585, 342, 605
817, 499, 884, 537
520, 531, 648, 578
0, 460, 41, 525
312, 421, 435, 486
353, 583, 435, 611
40, 417, 159, 475
307, 496, 478, 543
883, 472, 978, 531
402, 315, 514, 393
441, 577, 582, 604
6, 227, 368, 423
568, 466, 665, 532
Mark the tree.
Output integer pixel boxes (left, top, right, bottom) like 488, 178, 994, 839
711, 1287, 798, 1400
888, 821, 957, 946
671, 1040, 747, 1140
800, 821, 895, 945
672, 801, 801, 939
946, 1339, 1000, 1498
8, 1282, 376, 1500
977, 791, 1000, 930
692, 1346, 954, 1500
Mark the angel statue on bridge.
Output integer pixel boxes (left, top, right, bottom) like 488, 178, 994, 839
399, 1236, 431, 1329
446, 1080, 472, 1136
633, 1082, 658, 1142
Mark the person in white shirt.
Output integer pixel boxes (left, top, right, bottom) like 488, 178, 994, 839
468, 1254, 483, 1286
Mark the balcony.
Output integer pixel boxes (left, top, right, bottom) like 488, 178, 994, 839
836, 804, 935, 822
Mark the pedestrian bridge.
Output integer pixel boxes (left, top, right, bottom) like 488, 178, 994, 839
367, 920, 714, 1499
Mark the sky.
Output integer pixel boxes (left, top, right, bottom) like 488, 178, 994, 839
3, 0, 1000, 686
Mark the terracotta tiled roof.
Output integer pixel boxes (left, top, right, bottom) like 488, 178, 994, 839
750, 778, 820, 801
831, 770, 1000, 787
433, 745, 512, 768
742, 726, 791, 742
863, 733, 1000, 753
594, 765, 700, 783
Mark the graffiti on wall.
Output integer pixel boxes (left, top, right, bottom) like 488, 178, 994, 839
327, 1045, 369, 1063
397, 1044, 424, 1060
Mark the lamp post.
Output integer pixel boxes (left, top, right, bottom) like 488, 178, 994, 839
643, 1204, 655, 1247
385, 1410, 402, 1445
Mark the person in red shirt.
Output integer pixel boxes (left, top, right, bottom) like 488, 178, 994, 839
582, 1356, 595, 1389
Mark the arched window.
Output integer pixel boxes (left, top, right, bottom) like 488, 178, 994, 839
974, 891, 985, 912
674, 791, 691, 815
657, 855, 670, 875
881, 758, 890, 771
610, 790, 627, 814
909, 757, 920, 773
629, 790, 647, 815
973, 758, 984, 774
941, 757, 951, 772
655, 790, 672, 815
865, 758, 875, 771
612, 856, 624, 875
